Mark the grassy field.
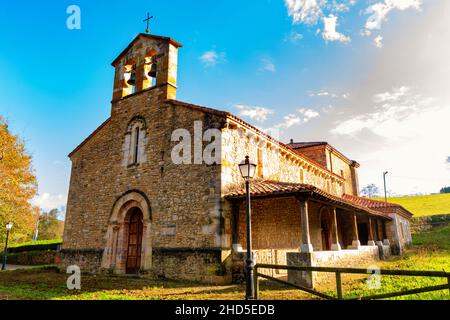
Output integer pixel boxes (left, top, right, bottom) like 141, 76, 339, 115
0, 225, 448, 300
375, 193, 450, 217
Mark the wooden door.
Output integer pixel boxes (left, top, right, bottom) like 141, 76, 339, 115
126, 209, 143, 274
321, 211, 331, 250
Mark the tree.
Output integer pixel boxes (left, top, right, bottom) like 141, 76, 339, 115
440, 186, 450, 194
360, 184, 380, 198
37, 208, 64, 240
0, 116, 38, 244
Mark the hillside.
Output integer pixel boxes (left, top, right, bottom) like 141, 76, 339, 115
375, 193, 450, 217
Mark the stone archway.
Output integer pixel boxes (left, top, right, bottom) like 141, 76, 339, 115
101, 190, 152, 274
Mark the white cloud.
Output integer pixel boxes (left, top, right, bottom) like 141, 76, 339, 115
374, 35, 383, 48
364, 0, 422, 34
285, 31, 304, 43
284, 0, 421, 45
32, 193, 67, 212
261, 57, 276, 72
331, 86, 436, 137
298, 108, 320, 122
373, 85, 410, 103
284, 0, 325, 25
234, 104, 274, 122
332, 0, 352, 13
310, 90, 331, 97
310, 90, 350, 99
272, 108, 320, 130
275, 114, 302, 129
200, 50, 225, 67
322, 14, 351, 43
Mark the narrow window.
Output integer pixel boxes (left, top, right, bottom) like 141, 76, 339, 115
257, 148, 263, 177
133, 126, 140, 164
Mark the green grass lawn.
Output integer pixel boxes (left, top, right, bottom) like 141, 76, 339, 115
375, 193, 450, 217
0, 226, 448, 300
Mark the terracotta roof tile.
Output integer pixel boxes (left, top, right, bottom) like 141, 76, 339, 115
288, 141, 328, 149
342, 194, 413, 218
225, 180, 391, 220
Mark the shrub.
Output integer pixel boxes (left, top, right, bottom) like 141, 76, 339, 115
6, 250, 57, 265
6, 239, 62, 254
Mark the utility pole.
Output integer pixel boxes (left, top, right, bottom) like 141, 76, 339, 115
383, 171, 389, 202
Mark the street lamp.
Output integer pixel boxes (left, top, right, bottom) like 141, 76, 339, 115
33, 216, 43, 242
383, 171, 389, 203
238, 156, 257, 300
2, 222, 13, 270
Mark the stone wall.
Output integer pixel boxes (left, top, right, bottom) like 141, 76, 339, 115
287, 246, 389, 288
385, 213, 412, 255
410, 214, 450, 233
294, 145, 327, 167
151, 248, 227, 283
59, 249, 104, 274
221, 126, 345, 197
234, 197, 333, 251
328, 152, 357, 196
63, 85, 227, 279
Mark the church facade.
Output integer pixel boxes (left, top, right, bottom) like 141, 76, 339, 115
62, 33, 413, 286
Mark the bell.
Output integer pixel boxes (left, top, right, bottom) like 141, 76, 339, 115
127, 66, 136, 86
148, 57, 157, 78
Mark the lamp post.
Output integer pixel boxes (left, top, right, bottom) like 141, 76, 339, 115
383, 171, 389, 203
2, 222, 13, 270
238, 156, 257, 300
33, 216, 43, 242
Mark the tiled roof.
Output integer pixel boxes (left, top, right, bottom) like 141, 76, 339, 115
342, 194, 413, 218
288, 141, 328, 149
225, 180, 391, 220
342, 194, 399, 208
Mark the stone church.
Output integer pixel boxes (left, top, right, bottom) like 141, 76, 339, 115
62, 32, 413, 286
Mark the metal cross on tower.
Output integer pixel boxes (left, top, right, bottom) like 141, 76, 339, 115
143, 13, 153, 34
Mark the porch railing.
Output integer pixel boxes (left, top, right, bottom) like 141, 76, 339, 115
253, 264, 450, 300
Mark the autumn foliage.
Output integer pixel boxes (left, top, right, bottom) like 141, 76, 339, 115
0, 116, 38, 243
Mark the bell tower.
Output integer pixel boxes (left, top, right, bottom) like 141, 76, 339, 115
111, 33, 182, 101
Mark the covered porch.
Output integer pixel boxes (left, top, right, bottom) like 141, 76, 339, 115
225, 180, 392, 285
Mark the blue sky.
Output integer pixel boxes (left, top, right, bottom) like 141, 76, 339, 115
1, 0, 449, 213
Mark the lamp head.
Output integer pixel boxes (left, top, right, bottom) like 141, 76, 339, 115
239, 156, 257, 180
5, 222, 13, 231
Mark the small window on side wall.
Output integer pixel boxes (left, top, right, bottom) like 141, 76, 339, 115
125, 117, 147, 166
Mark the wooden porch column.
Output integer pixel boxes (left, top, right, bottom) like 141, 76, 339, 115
331, 208, 341, 251
382, 220, 390, 246
350, 213, 361, 249
368, 218, 376, 246
299, 199, 313, 253
375, 220, 383, 246
231, 200, 243, 251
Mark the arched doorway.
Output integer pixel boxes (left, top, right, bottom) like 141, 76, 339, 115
125, 207, 143, 274
320, 209, 332, 251
101, 190, 152, 274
